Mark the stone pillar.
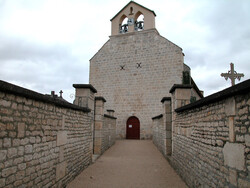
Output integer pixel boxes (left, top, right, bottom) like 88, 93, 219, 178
161, 97, 172, 156
93, 96, 106, 158
73, 84, 97, 158
73, 84, 97, 109
170, 84, 192, 154
169, 84, 192, 110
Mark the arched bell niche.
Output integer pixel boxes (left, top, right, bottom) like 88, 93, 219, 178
119, 15, 128, 33
134, 12, 144, 31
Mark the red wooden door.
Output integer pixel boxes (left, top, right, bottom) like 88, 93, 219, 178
126, 116, 140, 139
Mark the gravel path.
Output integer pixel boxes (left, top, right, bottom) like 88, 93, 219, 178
67, 140, 187, 188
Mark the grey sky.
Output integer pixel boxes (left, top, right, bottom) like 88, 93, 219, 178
0, 0, 249, 102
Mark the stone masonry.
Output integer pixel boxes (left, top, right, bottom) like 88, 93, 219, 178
89, 1, 189, 139
0, 80, 92, 187
90, 29, 184, 139
153, 79, 250, 187
73, 85, 117, 161
0, 80, 117, 187
152, 97, 172, 157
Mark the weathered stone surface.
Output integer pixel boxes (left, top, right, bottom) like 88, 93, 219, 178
56, 131, 67, 146
238, 178, 250, 188
16, 170, 25, 180
95, 121, 103, 130
0, 178, 5, 187
225, 97, 236, 116
56, 161, 67, 181
18, 163, 26, 171
13, 157, 23, 165
2, 166, 17, 177
16, 123, 25, 138
223, 142, 245, 170
59, 146, 64, 163
228, 117, 235, 142
6, 174, 15, 184
0, 150, 7, 162
7, 148, 17, 159
229, 168, 238, 186
245, 134, 250, 147
24, 145, 33, 154
3, 138, 11, 148
0, 100, 11, 107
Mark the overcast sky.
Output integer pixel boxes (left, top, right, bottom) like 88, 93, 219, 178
0, 0, 249, 102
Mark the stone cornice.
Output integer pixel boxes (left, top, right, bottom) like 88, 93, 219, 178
73, 84, 97, 93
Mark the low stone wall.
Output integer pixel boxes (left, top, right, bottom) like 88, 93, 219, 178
171, 81, 250, 187
153, 79, 250, 187
152, 98, 172, 157
152, 115, 165, 155
0, 80, 92, 187
102, 115, 116, 154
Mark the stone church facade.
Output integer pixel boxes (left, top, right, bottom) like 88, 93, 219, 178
89, 1, 202, 139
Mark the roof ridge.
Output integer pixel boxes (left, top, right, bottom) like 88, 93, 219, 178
110, 1, 156, 21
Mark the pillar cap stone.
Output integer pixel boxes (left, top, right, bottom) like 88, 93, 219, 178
95, 96, 106, 102
73, 84, 97, 93
104, 114, 117, 119
161, 97, 171, 103
169, 84, 192, 94
152, 114, 163, 120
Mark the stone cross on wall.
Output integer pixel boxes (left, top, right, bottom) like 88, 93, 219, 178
59, 90, 63, 98
221, 63, 244, 86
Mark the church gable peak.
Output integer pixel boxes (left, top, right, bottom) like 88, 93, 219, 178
110, 1, 156, 21
110, 1, 156, 36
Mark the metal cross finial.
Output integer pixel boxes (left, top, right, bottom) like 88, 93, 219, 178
221, 63, 244, 86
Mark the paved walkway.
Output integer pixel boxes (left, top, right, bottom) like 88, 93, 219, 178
67, 140, 187, 188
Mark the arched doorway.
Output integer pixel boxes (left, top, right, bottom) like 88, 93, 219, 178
126, 116, 140, 139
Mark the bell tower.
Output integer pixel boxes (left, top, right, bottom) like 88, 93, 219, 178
110, 1, 156, 36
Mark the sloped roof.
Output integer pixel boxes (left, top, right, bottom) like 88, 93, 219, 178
110, 1, 156, 21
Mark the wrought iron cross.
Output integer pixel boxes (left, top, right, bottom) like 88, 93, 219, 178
221, 63, 244, 86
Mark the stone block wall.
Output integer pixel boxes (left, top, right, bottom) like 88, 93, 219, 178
0, 80, 92, 187
102, 115, 116, 154
90, 29, 184, 139
72, 85, 117, 161
152, 115, 165, 155
153, 98, 172, 157
153, 79, 250, 187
